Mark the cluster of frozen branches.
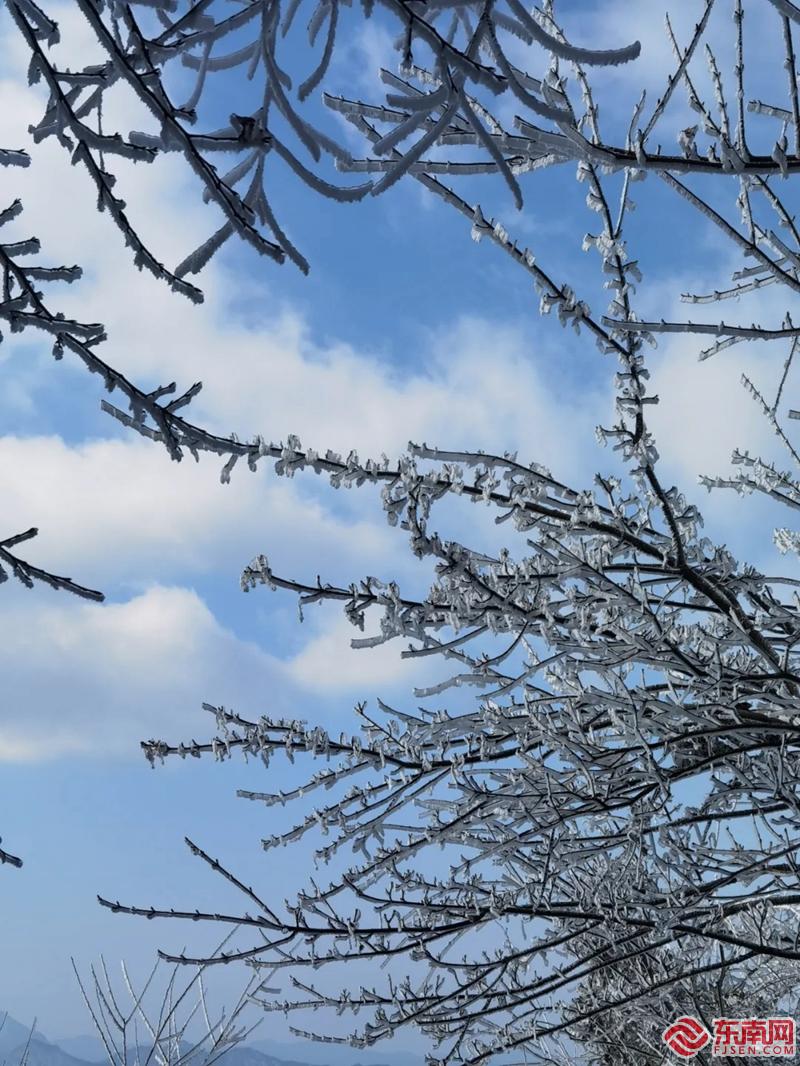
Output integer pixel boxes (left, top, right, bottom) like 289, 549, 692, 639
3, 938, 258, 1066
113, 432, 800, 1063
71, 931, 260, 1066
0, 207, 105, 610
568, 918, 800, 1064
8, 0, 800, 1061
4, 940, 259, 1066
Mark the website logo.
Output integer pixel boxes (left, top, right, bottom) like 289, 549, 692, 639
662, 1017, 711, 1058
662, 1016, 796, 1057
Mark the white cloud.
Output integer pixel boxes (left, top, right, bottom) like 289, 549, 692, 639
0, 0, 605, 618
334, 18, 397, 99
0, 584, 286, 761
175, 311, 601, 474
640, 252, 794, 479
5, 1, 797, 765
0, 5, 600, 473
0, 433, 409, 589
631, 249, 800, 573
0, 578, 452, 762
552, 0, 788, 158
0, 7, 604, 764
286, 610, 428, 693
650, 342, 773, 480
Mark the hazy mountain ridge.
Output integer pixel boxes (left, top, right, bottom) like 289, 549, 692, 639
0, 1015, 420, 1066
3, 1038, 95, 1066
0, 1017, 52, 1060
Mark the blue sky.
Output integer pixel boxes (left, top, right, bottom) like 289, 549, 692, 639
2, 0, 800, 1057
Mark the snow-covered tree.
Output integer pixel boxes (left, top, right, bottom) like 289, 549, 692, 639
7, 0, 800, 1061
6, 936, 258, 1066
568, 919, 800, 1064
72, 933, 260, 1066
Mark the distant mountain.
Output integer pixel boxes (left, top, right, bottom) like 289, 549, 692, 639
0, 1014, 421, 1066
248, 1039, 422, 1066
50, 1041, 103, 1064
222, 1050, 342, 1066
3, 1042, 407, 1066
4, 1038, 96, 1066
0, 1017, 51, 1062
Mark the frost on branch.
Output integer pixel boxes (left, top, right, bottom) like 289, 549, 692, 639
72, 934, 261, 1066
8, 0, 800, 1061
3, 0, 641, 299
126, 432, 800, 1062
76, 3, 800, 1052
0, 202, 104, 608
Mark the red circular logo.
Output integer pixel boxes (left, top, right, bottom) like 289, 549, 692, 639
662, 1017, 711, 1058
